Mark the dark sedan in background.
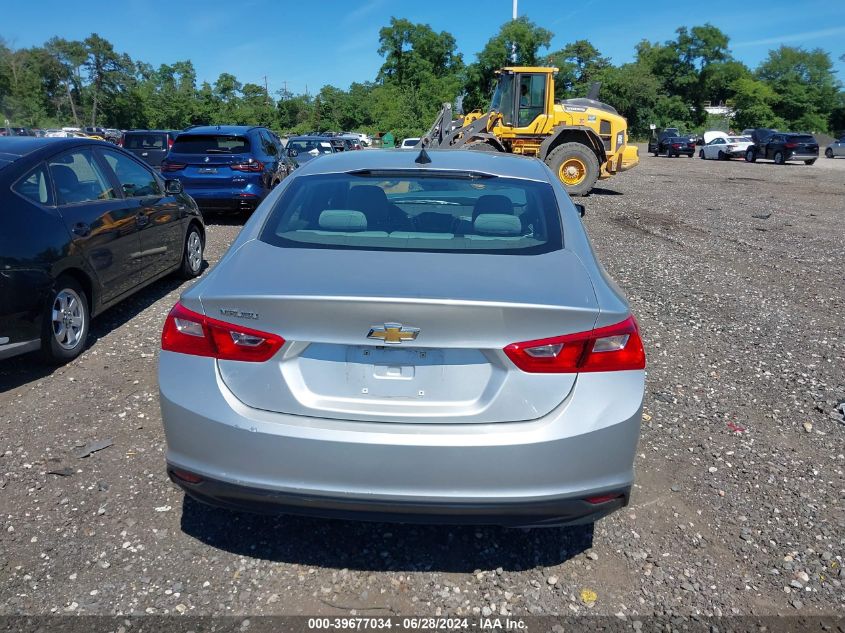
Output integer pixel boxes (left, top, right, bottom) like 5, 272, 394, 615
653, 136, 696, 158
0, 137, 205, 363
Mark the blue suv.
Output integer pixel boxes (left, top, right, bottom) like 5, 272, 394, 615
162, 126, 282, 213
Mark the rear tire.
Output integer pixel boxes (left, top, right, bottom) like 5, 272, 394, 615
652, 151, 659, 157
825, 148, 833, 158
804, 159, 816, 165
774, 151, 785, 165
698, 150, 705, 159
41, 276, 89, 364
544, 142, 600, 197
465, 141, 500, 152
745, 149, 756, 163
717, 150, 725, 160
179, 224, 204, 279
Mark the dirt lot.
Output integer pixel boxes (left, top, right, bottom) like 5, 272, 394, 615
1, 150, 843, 619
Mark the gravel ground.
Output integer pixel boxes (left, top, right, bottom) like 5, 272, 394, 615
1, 150, 843, 619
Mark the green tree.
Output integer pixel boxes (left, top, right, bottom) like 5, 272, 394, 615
463, 17, 553, 112
756, 46, 840, 131
545, 40, 611, 99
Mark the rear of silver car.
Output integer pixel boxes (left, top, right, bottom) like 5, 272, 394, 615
158, 151, 645, 527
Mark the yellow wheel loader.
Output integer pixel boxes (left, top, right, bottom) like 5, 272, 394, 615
422, 67, 638, 196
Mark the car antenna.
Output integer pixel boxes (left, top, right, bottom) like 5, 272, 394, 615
415, 147, 432, 165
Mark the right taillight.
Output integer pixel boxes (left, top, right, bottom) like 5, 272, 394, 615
504, 316, 645, 373
161, 302, 285, 362
161, 162, 186, 172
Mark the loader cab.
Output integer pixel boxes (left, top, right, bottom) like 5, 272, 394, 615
490, 68, 555, 131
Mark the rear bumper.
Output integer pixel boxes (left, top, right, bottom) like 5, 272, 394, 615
159, 352, 644, 527
169, 468, 628, 527
785, 153, 818, 161
182, 184, 266, 212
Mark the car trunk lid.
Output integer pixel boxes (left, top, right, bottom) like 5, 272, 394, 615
200, 240, 601, 424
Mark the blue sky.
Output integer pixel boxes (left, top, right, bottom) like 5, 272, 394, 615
2, 0, 844, 95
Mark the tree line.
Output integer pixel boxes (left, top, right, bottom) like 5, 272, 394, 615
1, 18, 843, 140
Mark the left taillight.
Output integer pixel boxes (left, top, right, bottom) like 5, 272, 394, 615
161, 302, 284, 362
503, 316, 645, 373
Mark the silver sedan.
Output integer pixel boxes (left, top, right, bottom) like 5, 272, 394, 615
158, 149, 645, 528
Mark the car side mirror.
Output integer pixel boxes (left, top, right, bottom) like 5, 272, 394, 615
574, 203, 585, 218
164, 179, 183, 195
287, 148, 298, 158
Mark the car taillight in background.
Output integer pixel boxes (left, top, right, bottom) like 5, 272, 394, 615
161, 162, 186, 172
784, 142, 798, 149
230, 160, 264, 173
726, 145, 735, 151
117, 135, 124, 147
167, 137, 174, 150
504, 316, 646, 373
161, 303, 285, 362
672, 143, 681, 149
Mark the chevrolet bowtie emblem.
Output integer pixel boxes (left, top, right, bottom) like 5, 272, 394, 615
367, 323, 420, 344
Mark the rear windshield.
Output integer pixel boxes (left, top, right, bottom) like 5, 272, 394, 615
170, 134, 251, 154
259, 172, 562, 255
789, 135, 816, 143
123, 133, 167, 150
287, 139, 334, 155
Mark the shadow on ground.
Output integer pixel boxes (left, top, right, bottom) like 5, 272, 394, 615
179, 495, 593, 573
589, 187, 623, 196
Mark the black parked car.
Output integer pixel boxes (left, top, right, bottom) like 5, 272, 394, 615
161, 125, 282, 213
745, 130, 818, 165
0, 137, 205, 363
120, 130, 180, 169
647, 128, 680, 155
653, 136, 696, 157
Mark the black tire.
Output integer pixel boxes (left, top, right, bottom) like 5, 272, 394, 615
40, 275, 89, 364
717, 150, 725, 161
687, 153, 693, 158
698, 150, 705, 159
179, 224, 204, 279
825, 148, 833, 158
745, 149, 756, 163
544, 142, 600, 197
465, 141, 500, 152
652, 151, 659, 157
804, 159, 816, 165
774, 151, 785, 165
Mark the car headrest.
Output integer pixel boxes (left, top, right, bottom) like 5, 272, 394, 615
318, 210, 368, 231
473, 214, 522, 236
472, 194, 514, 220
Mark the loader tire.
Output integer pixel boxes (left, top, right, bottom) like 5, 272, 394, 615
545, 143, 600, 197
465, 141, 500, 152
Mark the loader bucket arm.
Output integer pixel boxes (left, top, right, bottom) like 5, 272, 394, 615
421, 103, 454, 148
423, 105, 501, 151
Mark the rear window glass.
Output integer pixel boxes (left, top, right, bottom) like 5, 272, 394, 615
123, 133, 167, 150
14, 164, 52, 205
259, 172, 562, 255
790, 135, 816, 143
170, 134, 251, 154
287, 139, 334, 155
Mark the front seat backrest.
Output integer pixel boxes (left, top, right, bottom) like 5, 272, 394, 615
51, 165, 81, 205
472, 194, 513, 221
348, 185, 390, 228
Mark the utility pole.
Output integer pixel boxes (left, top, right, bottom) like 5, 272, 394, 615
511, 0, 518, 63
263, 75, 269, 105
